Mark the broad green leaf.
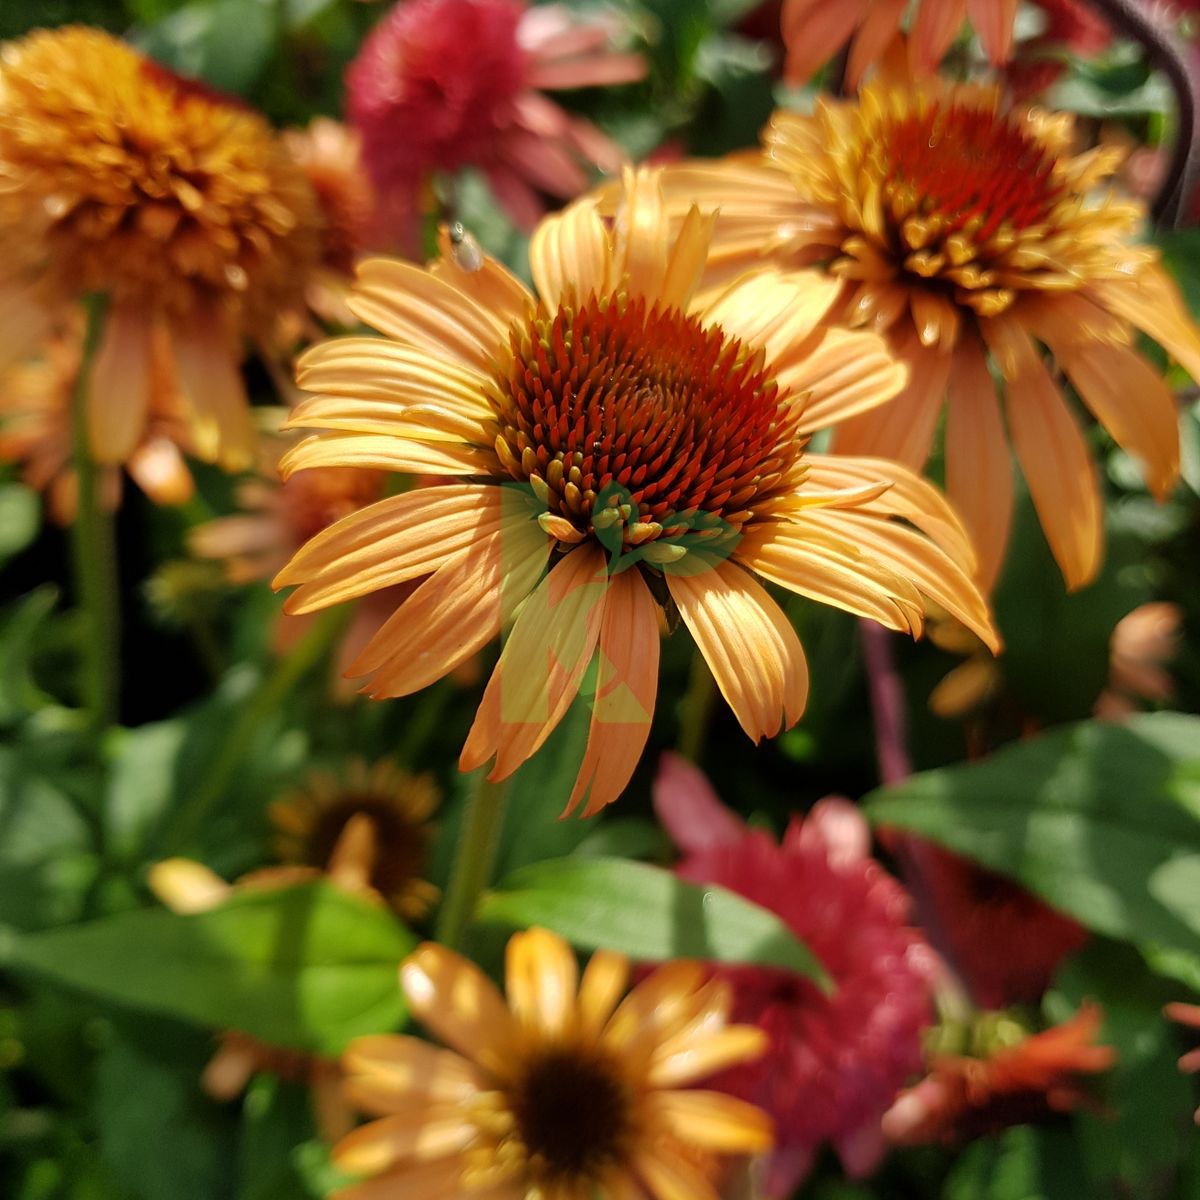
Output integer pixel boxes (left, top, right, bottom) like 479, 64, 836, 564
1049, 941, 1193, 1197
944, 1126, 1090, 1200
95, 1022, 236, 1200
863, 713, 1200, 955
476, 856, 830, 987
11, 881, 414, 1054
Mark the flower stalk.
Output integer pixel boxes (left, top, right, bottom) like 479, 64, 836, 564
435, 772, 508, 948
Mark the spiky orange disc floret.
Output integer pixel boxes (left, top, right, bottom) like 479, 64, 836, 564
488, 294, 805, 554
887, 104, 1062, 240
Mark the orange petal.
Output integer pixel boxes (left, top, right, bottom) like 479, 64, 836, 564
126, 437, 194, 506
88, 303, 151, 464
399, 943, 518, 1077
529, 197, 612, 310
564, 566, 660, 817
333, 1111, 476, 1175
1090, 264, 1200, 384
170, 306, 253, 471
459, 544, 609, 779
910, 0, 967, 73
786, 326, 909, 433
279, 433, 493, 479
1055, 340, 1179, 502
648, 1089, 774, 1153
577, 948, 630, 1038
945, 337, 1013, 591
505, 927, 579, 1038
666, 559, 809, 742
275, 484, 509, 613
782, 0, 868, 85
634, 1146, 722, 1200
846, 0, 908, 87
342, 1035, 485, 1111
984, 317, 1103, 590
968, 0, 1018, 64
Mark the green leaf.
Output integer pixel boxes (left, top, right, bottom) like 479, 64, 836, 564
0, 588, 60, 724
0, 483, 40, 566
476, 856, 831, 987
863, 713, 1200, 956
11, 881, 415, 1054
134, 0, 276, 96
95, 1022, 236, 1200
1049, 941, 1194, 1197
944, 1125, 1090, 1200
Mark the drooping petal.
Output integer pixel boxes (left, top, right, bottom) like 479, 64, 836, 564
781, 0, 869, 85
634, 1145, 722, 1200
460, 544, 609, 780
1054, 339, 1179, 502
505, 927, 579, 1038
983, 316, 1103, 590
88, 302, 151, 464
563, 566, 660, 817
399, 943, 518, 1078
170, 306, 254, 471
846, 0, 908, 87
350, 520, 551, 697
736, 521, 924, 636
910, 0, 968, 73
945, 336, 1013, 591
968, 0, 1019, 64
275, 484, 509, 613
1089, 264, 1200, 383
829, 333, 951, 467
666, 559, 809, 742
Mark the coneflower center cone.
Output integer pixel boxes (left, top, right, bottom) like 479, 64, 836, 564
488, 295, 804, 555
509, 1044, 634, 1182
307, 795, 427, 897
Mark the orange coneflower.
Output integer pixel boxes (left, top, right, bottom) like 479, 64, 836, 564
1094, 600, 1183, 718
274, 167, 997, 814
780, 0, 1019, 87
333, 927, 772, 1200
0, 319, 195, 524
0, 26, 322, 469
661, 76, 1200, 590
269, 759, 440, 921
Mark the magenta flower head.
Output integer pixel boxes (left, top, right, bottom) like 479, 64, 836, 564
654, 754, 936, 1196
345, 0, 646, 236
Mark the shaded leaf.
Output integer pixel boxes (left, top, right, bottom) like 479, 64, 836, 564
864, 713, 1200, 956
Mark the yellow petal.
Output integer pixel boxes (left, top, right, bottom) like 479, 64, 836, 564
505, 927, 579, 1038
649, 1089, 774, 1153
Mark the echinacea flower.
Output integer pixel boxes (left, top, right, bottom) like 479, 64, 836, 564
274, 168, 998, 815
896, 839, 1088, 1009
333, 927, 772, 1200
283, 118, 377, 328
882, 1003, 1116, 1145
345, 0, 646, 240
269, 759, 440, 921
148, 859, 355, 1141
780, 0, 1019, 87
661, 77, 1200, 590
0, 320, 194, 524
0, 26, 322, 469
653, 754, 935, 1195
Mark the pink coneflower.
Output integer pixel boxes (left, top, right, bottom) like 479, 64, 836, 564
898, 839, 1088, 1010
653, 754, 935, 1196
345, 0, 646, 241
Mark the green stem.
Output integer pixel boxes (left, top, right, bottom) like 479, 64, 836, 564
436, 773, 509, 949
675, 648, 717, 763
69, 295, 119, 730
158, 606, 348, 853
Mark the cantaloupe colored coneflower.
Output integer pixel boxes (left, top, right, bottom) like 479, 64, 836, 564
0, 26, 322, 469
274, 168, 997, 815
780, 0, 1018, 87
270, 759, 440, 921
0, 319, 195, 524
332, 927, 772, 1200
659, 78, 1200, 590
